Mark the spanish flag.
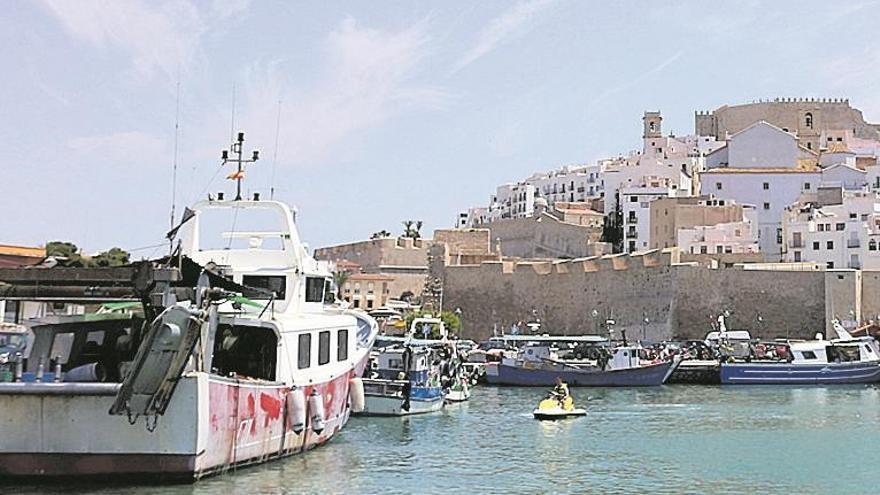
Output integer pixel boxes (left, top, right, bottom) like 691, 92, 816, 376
226, 170, 245, 180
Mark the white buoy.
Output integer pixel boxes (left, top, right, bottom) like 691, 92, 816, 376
309, 390, 325, 434
288, 388, 306, 434
349, 377, 365, 413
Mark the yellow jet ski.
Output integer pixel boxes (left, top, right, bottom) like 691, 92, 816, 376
533, 391, 586, 420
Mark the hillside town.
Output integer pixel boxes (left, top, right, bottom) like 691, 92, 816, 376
312, 98, 880, 341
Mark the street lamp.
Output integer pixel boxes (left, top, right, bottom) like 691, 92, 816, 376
454, 307, 463, 339
591, 309, 599, 336
642, 312, 650, 342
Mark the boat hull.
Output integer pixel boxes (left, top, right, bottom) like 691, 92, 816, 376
533, 408, 586, 420
0, 358, 367, 480
360, 380, 444, 416
720, 360, 880, 385
485, 360, 677, 387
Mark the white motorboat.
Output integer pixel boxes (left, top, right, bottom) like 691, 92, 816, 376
0, 191, 377, 479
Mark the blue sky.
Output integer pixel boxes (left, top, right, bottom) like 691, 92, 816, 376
3, 0, 880, 256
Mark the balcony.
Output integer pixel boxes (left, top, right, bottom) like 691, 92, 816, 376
789, 239, 804, 249
848, 239, 861, 248
627, 230, 638, 239
627, 216, 638, 225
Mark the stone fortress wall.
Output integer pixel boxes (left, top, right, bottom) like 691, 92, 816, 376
439, 248, 877, 342
695, 98, 880, 151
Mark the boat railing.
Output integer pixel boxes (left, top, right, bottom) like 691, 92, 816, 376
362, 379, 406, 398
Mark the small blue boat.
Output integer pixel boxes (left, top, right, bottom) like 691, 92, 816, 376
485, 342, 679, 387
360, 345, 445, 415
720, 321, 880, 385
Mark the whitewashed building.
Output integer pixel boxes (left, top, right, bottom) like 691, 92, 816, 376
783, 189, 880, 269
621, 178, 682, 253
677, 205, 759, 255
700, 121, 821, 260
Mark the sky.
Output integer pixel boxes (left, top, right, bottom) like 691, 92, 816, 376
3, 0, 880, 257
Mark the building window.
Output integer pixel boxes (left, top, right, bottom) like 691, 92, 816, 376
870, 240, 878, 251
850, 213, 857, 219
763, 202, 770, 210
716, 245, 723, 254
628, 241, 636, 252
367, 299, 374, 309
835, 223, 845, 231
794, 251, 802, 262
827, 240, 834, 250
700, 245, 708, 254
807, 142, 812, 150
813, 241, 820, 250
318, 331, 330, 365
297, 333, 311, 369
805, 112, 813, 129
827, 261, 834, 269
716, 182, 722, 190
804, 182, 811, 190
763, 182, 769, 190
630, 196, 638, 202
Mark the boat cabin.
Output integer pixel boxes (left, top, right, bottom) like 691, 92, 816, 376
790, 337, 880, 364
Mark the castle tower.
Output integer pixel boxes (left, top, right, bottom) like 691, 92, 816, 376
643, 111, 662, 139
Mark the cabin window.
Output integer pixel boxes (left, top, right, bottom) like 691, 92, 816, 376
801, 351, 817, 359
324, 279, 335, 303
318, 330, 331, 365
49, 332, 76, 366
337, 329, 349, 361
298, 333, 311, 369
305, 277, 325, 302
212, 325, 277, 380
242, 275, 286, 300
3, 300, 20, 323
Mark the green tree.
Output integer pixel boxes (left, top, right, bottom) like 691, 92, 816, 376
404, 310, 461, 337
332, 270, 351, 298
45, 241, 95, 267
401, 220, 423, 239
601, 192, 623, 253
370, 230, 392, 239
92, 247, 131, 267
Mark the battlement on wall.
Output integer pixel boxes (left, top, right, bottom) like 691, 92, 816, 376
449, 248, 681, 276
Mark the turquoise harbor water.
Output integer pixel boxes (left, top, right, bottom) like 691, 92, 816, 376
13, 385, 880, 495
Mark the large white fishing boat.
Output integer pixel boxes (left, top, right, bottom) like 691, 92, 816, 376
0, 178, 377, 478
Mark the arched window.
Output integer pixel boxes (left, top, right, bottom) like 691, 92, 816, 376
805, 112, 813, 129
649, 122, 655, 132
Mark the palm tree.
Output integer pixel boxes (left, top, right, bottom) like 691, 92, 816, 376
401, 220, 423, 239
332, 270, 350, 299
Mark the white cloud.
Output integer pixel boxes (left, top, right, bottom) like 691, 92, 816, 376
453, 0, 556, 73
41, 0, 205, 82
221, 17, 451, 169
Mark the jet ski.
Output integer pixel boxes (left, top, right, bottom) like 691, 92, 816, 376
532, 390, 586, 420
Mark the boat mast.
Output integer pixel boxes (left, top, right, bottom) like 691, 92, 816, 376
221, 131, 259, 201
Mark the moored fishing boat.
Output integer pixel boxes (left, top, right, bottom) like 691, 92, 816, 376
485, 338, 679, 387
0, 148, 378, 480
720, 320, 880, 385
360, 344, 445, 415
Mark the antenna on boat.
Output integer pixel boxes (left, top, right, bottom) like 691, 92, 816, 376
170, 71, 181, 253
270, 99, 282, 200
229, 83, 236, 144
220, 131, 259, 201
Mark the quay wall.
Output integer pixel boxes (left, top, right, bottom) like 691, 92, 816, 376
442, 251, 876, 341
